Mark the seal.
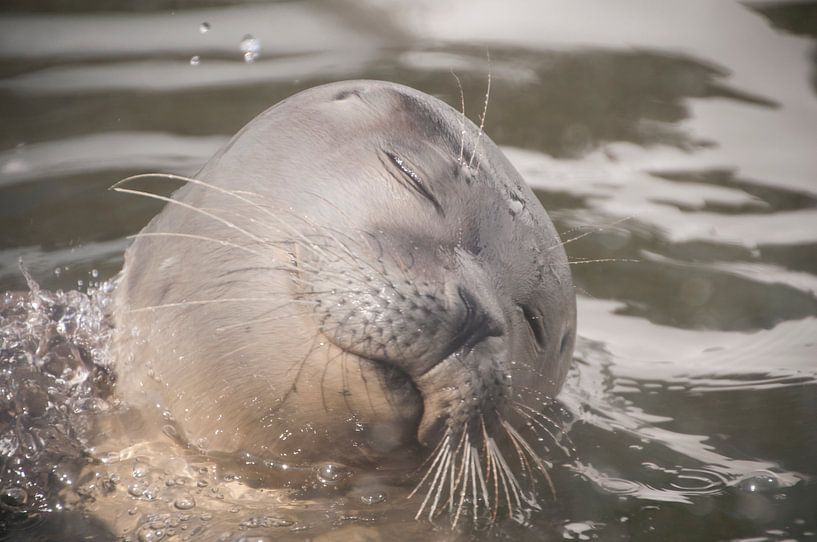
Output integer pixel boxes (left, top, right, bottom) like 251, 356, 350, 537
112, 80, 576, 519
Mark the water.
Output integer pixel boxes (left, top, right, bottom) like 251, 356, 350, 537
1, 0, 816, 540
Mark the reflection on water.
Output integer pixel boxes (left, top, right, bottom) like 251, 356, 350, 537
1, 0, 816, 540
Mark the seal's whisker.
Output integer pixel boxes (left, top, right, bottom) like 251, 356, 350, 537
511, 405, 572, 457
502, 415, 533, 482
271, 215, 395, 290
428, 440, 454, 520
112, 186, 268, 245
472, 442, 489, 522
214, 305, 305, 333
314, 333, 371, 414
298, 192, 406, 286
469, 52, 491, 171
127, 232, 263, 256
568, 258, 640, 265
486, 437, 502, 521
210, 262, 315, 283
127, 297, 318, 313
502, 419, 556, 498
468, 443, 480, 525
410, 429, 451, 495
511, 400, 574, 455
286, 255, 363, 283
298, 228, 393, 288
449, 69, 467, 166
261, 333, 323, 419
448, 429, 469, 514
479, 415, 501, 522
356, 357, 378, 416
487, 435, 518, 519
294, 200, 409, 290
549, 216, 633, 251
452, 433, 471, 527
413, 432, 452, 519
114, 172, 259, 202
116, 173, 306, 251
339, 344, 355, 413
512, 384, 560, 405
215, 343, 252, 362
510, 396, 562, 429
157, 176, 347, 271
500, 423, 545, 510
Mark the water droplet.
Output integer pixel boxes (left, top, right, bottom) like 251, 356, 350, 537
189, 55, 200, 66
132, 463, 148, 478
735, 471, 781, 493
239, 34, 260, 63
1, 487, 28, 507
137, 525, 164, 542
128, 483, 145, 498
316, 462, 350, 485
239, 516, 294, 529
198, 22, 210, 34
174, 495, 196, 510
360, 491, 386, 505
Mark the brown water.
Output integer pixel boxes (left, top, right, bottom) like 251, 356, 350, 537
1, 1, 816, 540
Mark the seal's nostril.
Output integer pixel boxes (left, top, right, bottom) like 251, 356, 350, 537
450, 287, 502, 354
560, 330, 573, 356
520, 304, 546, 349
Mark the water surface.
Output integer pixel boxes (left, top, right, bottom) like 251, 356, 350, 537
1, 1, 816, 540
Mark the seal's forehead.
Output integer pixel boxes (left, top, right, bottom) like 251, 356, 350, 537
304, 81, 464, 149
277, 80, 547, 226
321, 82, 547, 215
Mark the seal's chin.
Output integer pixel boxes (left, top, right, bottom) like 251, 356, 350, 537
327, 340, 454, 451
350, 347, 507, 451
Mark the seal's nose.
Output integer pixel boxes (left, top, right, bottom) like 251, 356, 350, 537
433, 286, 503, 364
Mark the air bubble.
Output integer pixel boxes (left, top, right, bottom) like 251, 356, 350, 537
360, 491, 386, 505
240, 35, 261, 63
189, 56, 200, 66
735, 471, 781, 493
174, 495, 196, 510
136, 525, 164, 542
1, 486, 28, 507
198, 22, 210, 34
128, 483, 146, 498
239, 516, 294, 529
316, 462, 350, 485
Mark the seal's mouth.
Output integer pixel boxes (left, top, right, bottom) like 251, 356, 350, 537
314, 326, 450, 449
326, 335, 507, 450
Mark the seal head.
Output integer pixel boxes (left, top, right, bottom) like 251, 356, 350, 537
113, 81, 576, 469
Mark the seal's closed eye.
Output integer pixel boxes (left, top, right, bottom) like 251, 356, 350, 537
382, 150, 443, 215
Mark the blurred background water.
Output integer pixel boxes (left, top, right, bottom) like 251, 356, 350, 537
1, 0, 816, 540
